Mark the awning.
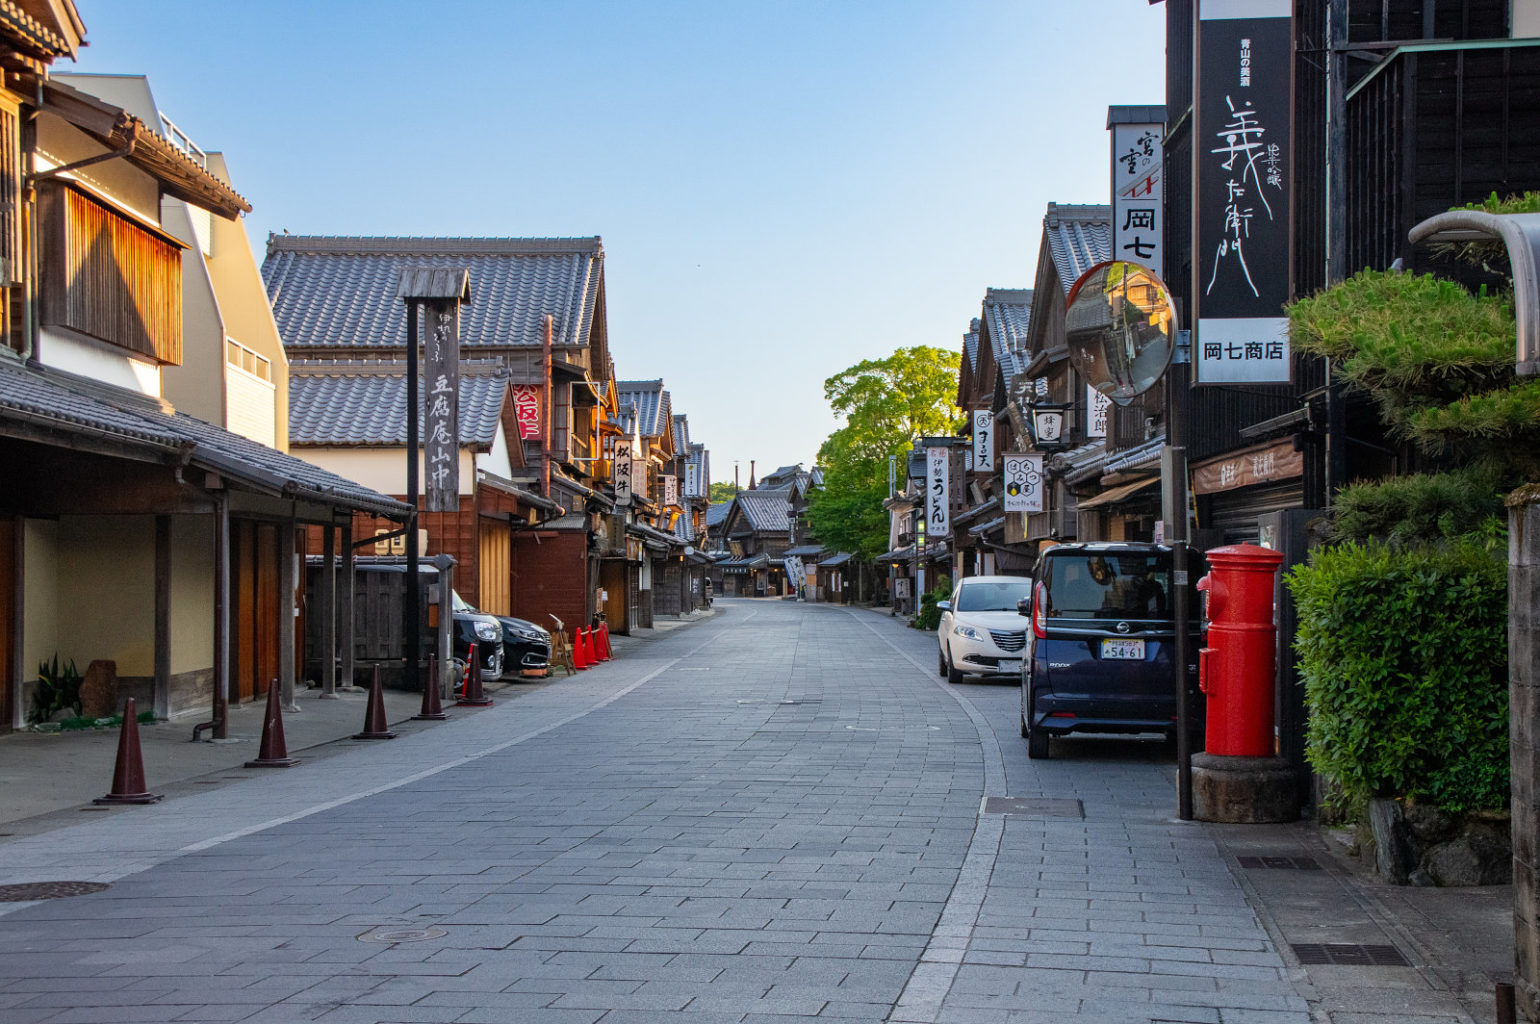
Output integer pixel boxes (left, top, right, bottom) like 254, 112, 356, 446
968, 516, 1006, 538
1075, 475, 1160, 510
818, 552, 853, 567
876, 546, 915, 564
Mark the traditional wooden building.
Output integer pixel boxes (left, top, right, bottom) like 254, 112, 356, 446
263, 235, 615, 635
1, 22, 406, 731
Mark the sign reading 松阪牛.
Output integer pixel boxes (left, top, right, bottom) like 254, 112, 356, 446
1195, 0, 1292, 385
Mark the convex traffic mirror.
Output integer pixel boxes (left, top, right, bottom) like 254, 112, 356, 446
1064, 260, 1179, 406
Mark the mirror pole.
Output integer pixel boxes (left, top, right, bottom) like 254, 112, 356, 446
1163, 353, 1194, 821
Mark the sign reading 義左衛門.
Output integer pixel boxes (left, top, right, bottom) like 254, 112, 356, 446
510, 384, 541, 440
1190, 437, 1304, 495
663, 475, 678, 507
1001, 453, 1044, 513
972, 410, 995, 473
1086, 384, 1111, 439
1195, 0, 1292, 385
423, 303, 460, 512
925, 446, 950, 536
1111, 120, 1163, 275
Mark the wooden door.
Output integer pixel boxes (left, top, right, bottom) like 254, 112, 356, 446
0, 517, 13, 733
232, 521, 280, 702
478, 520, 510, 616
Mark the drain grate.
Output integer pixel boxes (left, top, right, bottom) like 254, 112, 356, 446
358, 925, 448, 944
983, 797, 1084, 818
0, 881, 110, 902
1238, 855, 1322, 870
1291, 942, 1410, 967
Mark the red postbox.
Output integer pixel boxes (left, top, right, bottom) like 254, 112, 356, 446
1196, 543, 1285, 757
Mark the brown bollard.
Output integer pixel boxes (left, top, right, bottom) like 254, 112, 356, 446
413, 654, 447, 721
353, 665, 396, 739
245, 679, 300, 767
95, 696, 162, 804
456, 642, 494, 706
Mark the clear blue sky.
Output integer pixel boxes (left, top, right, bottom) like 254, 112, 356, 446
70, 1, 1166, 483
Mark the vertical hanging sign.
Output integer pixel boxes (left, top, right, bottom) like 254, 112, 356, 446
1109, 110, 1164, 275
1195, 0, 1293, 384
972, 410, 995, 473
1001, 453, 1045, 513
684, 463, 700, 497
663, 475, 678, 507
1086, 385, 1112, 439
613, 438, 633, 501
423, 301, 460, 512
509, 385, 542, 439
925, 446, 950, 535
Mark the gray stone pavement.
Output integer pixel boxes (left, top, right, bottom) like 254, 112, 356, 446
0, 598, 1515, 1023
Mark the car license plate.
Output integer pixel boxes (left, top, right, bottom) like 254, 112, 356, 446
1101, 639, 1145, 660
997, 659, 1021, 674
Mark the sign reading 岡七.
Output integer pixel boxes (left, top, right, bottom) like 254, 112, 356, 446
1195, 0, 1292, 385
1109, 113, 1164, 275
925, 446, 950, 535
972, 410, 995, 473
423, 303, 460, 512
510, 384, 541, 440
1001, 453, 1044, 513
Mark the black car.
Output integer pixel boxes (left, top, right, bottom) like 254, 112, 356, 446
494, 615, 552, 678
1018, 542, 1202, 759
451, 591, 505, 682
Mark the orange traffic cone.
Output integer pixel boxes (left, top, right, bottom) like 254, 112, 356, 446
457, 642, 494, 706
573, 628, 592, 670
246, 679, 300, 767
95, 697, 162, 804
353, 665, 395, 739
413, 654, 447, 720
597, 623, 613, 661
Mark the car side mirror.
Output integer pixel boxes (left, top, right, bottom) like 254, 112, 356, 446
937, 600, 951, 612
1016, 597, 1031, 617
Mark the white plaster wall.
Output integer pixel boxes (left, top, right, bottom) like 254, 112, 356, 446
476, 423, 513, 479
57, 517, 155, 677
39, 330, 161, 397
1515, 0, 1540, 37
299, 448, 477, 497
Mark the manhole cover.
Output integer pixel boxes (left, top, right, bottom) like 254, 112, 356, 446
1291, 942, 1410, 966
1238, 855, 1322, 870
357, 926, 448, 944
983, 797, 1084, 818
0, 881, 110, 902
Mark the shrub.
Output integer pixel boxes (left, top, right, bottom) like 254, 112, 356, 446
1287, 539, 1508, 811
910, 574, 952, 632
1331, 467, 1507, 546
27, 655, 82, 725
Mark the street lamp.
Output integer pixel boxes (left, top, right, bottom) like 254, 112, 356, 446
1026, 400, 1071, 451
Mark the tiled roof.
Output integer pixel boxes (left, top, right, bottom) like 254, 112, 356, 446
705, 501, 733, 527
1043, 204, 1111, 295
672, 414, 690, 451
784, 545, 826, 557
289, 367, 508, 447
735, 490, 791, 533
615, 379, 671, 438
262, 235, 604, 351
818, 552, 853, 567
0, 360, 406, 516
982, 289, 1033, 381
963, 317, 981, 371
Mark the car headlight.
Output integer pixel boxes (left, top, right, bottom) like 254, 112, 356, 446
514, 628, 544, 642
953, 624, 981, 640
474, 622, 500, 642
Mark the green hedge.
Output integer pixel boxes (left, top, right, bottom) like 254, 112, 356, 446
1286, 539, 1508, 811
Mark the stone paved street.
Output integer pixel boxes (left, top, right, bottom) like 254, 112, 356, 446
0, 600, 1491, 1023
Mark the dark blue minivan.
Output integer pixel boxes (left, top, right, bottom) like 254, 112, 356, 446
1018, 542, 1202, 759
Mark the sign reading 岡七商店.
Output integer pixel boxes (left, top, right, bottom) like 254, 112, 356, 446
423, 303, 460, 512
1195, 0, 1292, 385
972, 410, 995, 473
926, 446, 950, 535
1001, 453, 1044, 513
1111, 120, 1163, 275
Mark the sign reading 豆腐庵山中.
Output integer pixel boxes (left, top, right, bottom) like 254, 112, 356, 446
423, 302, 460, 512
1195, 0, 1292, 385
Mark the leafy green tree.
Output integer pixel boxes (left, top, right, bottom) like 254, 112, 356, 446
707, 480, 741, 504
806, 346, 963, 558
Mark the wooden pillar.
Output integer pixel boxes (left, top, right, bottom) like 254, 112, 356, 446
278, 514, 297, 711
319, 523, 336, 697
1510, 491, 1540, 1019
339, 519, 355, 692
212, 495, 230, 739
154, 516, 170, 720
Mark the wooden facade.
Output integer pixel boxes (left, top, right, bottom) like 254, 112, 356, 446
38, 181, 185, 365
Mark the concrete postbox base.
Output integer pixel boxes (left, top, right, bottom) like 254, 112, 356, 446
1191, 753, 1298, 823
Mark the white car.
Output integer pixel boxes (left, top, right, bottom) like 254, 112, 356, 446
937, 574, 1033, 684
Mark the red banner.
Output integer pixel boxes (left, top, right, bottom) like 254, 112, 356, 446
511, 385, 542, 439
